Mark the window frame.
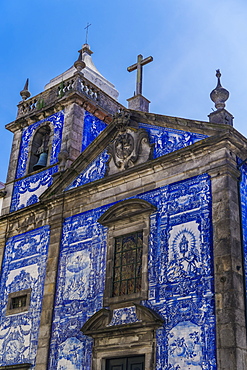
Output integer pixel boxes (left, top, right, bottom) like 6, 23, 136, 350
98, 199, 156, 308
105, 220, 149, 307
0, 364, 31, 370
6, 288, 32, 316
112, 230, 143, 298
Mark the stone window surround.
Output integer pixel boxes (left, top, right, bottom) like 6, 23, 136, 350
81, 304, 163, 370
98, 199, 156, 309
105, 355, 145, 369
100, 349, 150, 370
6, 288, 32, 316
0, 365, 31, 370
0, 364, 31, 370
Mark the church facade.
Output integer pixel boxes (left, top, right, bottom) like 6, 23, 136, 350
0, 44, 246, 370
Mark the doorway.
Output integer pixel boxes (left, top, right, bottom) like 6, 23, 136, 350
106, 355, 145, 370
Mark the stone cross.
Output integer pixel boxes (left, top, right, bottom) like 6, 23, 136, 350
84, 23, 92, 44
127, 54, 153, 95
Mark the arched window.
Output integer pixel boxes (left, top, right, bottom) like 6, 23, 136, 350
28, 125, 51, 173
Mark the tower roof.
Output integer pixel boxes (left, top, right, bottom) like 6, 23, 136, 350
44, 43, 119, 100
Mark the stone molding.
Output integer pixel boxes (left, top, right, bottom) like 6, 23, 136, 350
81, 304, 163, 370
81, 304, 163, 335
0, 364, 31, 370
98, 198, 156, 226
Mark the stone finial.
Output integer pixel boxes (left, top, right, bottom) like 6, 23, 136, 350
74, 50, 86, 72
208, 70, 233, 126
20, 78, 31, 100
112, 110, 132, 130
210, 69, 229, 110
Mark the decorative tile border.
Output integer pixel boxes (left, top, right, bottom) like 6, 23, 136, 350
81, 111, 107, 152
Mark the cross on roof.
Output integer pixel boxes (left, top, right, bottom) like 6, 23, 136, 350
84, 23, 92, 44
127, 54, 153, 95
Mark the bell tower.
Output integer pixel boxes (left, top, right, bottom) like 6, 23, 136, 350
2, 43, 121, 215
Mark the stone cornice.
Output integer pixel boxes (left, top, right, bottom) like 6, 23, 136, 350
130, 110, 241, 137
1, 128, 245, 224
5, 73, 123, 133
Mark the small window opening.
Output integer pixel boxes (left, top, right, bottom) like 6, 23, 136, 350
6, 289, 31, 315
11, 294, 27, 309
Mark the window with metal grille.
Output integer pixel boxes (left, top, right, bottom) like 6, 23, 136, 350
11, 295, 27, 309
6, 288, 31, 315
112, 231, 143, 297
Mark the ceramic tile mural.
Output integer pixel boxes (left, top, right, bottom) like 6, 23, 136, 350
239, 162, 247, 299
0, 226, 50, 368
81, 111, 107, 152
108, 306, 140, 326
48, 208, 108, 370
68, 120, 207, 191
50, 173, 216, 370
10, 166, 58, 212
139, 123, 207, 159
65, 152, 109, 190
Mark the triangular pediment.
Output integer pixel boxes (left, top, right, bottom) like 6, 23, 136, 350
40, 110, 231, 200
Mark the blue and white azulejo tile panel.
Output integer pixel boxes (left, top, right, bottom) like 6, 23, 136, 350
16, 111, 64, 179
10, 166, 58, 212
139, 122, 207, 159
65, 151, 109, 190
67, 122, 207, 191
48, 207, 108, 370
108, 306, 140, 326
239, 161, 247, 300
50, 173, 216, 370
0, 226, 50, 368
81, 111, 107, 152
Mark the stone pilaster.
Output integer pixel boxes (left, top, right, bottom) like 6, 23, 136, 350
6, 129, 22, 183
62, 103, 85, 168
209, 164, 247, 370
35, 200, 64, 370
0, 218, 8, 271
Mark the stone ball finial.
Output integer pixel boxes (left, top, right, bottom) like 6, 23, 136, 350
74, 50, 86, 72
210, 69, 229, 110
20, 78, 31, 100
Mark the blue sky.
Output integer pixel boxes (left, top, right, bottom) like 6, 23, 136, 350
1, 0, 247, 181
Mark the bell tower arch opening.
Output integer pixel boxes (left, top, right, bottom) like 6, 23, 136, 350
28, 124, 52, 173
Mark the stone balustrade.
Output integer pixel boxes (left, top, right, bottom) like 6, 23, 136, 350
17, 72, 121, 118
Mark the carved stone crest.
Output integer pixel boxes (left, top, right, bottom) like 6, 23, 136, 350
106, 125, 153, 175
